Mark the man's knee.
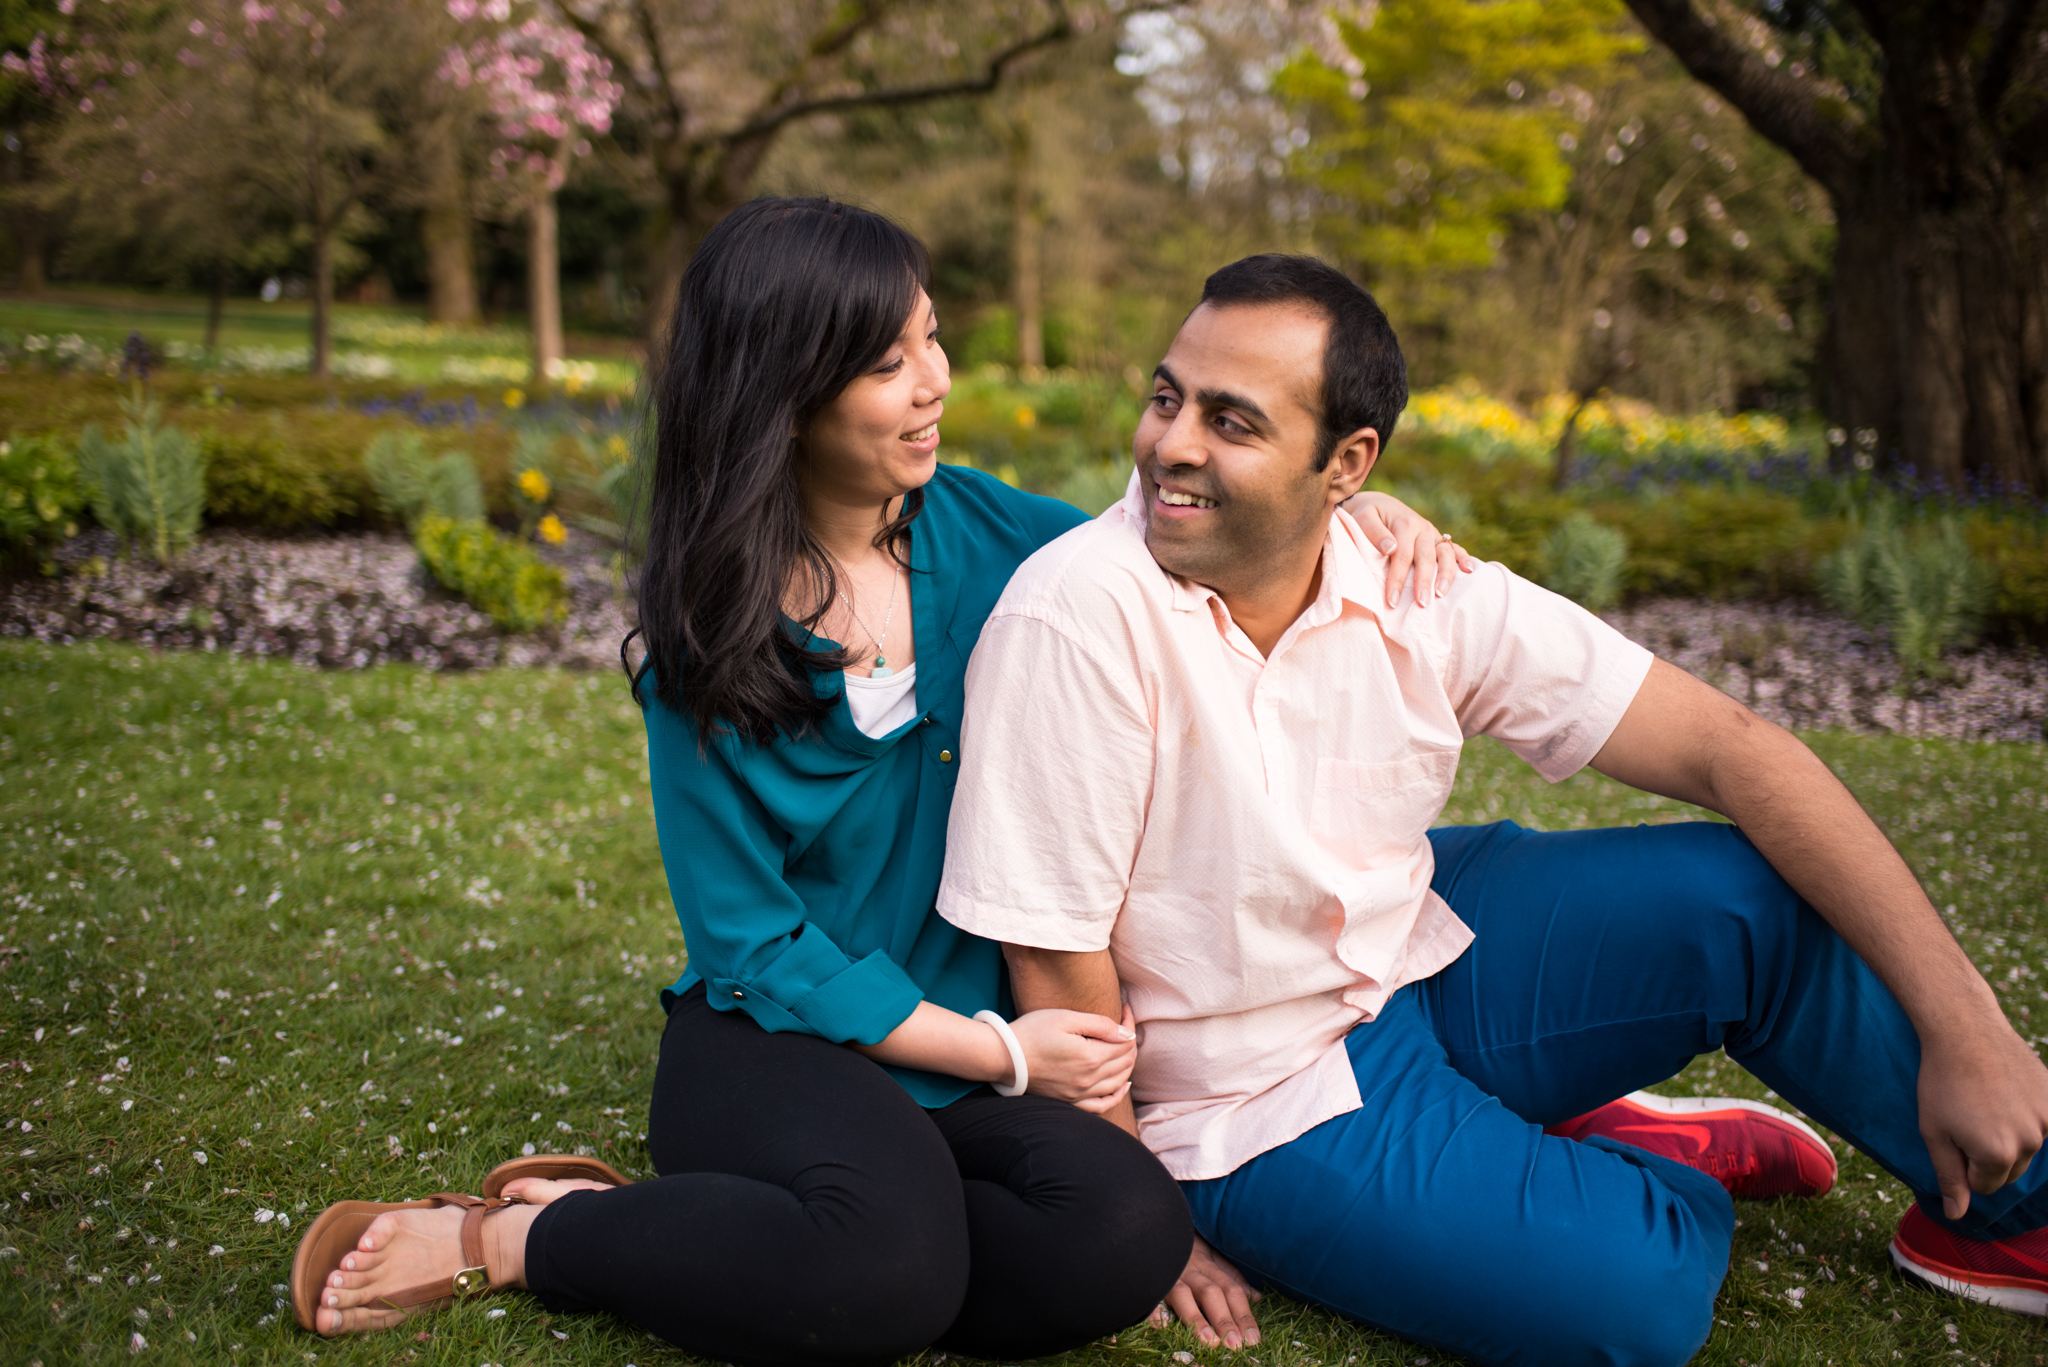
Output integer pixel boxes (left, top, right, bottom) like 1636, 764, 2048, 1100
1510, 1244, 1719, 1367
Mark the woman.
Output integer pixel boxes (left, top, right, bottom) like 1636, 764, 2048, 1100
292, 196, 1471, 1364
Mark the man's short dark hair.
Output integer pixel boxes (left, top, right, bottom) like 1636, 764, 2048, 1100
1198, 254, 1408, 471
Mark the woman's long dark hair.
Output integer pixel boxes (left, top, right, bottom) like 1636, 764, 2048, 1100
628, 196, 932, 744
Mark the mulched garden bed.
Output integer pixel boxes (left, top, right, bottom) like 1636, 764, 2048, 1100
0, 528, 631, 673
3, 531, 2042, 742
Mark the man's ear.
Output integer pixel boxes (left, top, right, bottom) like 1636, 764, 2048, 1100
1324, 426, 1381, 503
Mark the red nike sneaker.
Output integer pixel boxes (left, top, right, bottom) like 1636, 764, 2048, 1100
1546, 1090, 1837, 1199
1891, 1202, 2048, 1316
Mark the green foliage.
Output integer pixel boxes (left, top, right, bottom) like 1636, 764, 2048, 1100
364, 432, 486, 531
1819, 514, 1995, 687
1966, 518, 2048, 637
0, 432, 85, 567
937, 368, 1139, 494
414, 513, 569, 633
1596, 485, 1837, 600
1278, 0, 1641, 271
75, 385, 207, 564
568, 426, 650, 567
200, 418, 343, 529
1540, 511, 1627, 611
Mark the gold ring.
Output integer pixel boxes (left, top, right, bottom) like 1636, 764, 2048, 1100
1437, 532, 1455, 543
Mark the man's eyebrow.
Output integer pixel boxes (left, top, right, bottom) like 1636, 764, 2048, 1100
1152, 364, 1273, 427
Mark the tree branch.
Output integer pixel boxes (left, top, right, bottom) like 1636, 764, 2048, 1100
723, 0, 1151, 145
1622, 0, 1866, 198
1977, 0, 2048, 121
752, 0, 892, 125
558, 0, 686, 134
631, 0, 686, 133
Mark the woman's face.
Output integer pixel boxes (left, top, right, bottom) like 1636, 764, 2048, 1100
800, 288, 950, 509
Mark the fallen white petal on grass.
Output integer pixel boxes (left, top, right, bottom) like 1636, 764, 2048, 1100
253, 1209, 275, 1224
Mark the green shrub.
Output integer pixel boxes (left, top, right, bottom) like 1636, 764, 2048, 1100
0, 434, 85, 567
1046, 462, 1130, 517
1967, 518, 2048, 637
414, 513, 568, 632
76, 387, 207, 564
1540, 512, 1628, 612
365, 433, 485, 530
1596, 485, 1834, 600
200, 419, 342, 529
1819, 514, 1995, 687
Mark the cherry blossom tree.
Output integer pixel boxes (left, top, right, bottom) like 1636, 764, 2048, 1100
442, 0, 620, 387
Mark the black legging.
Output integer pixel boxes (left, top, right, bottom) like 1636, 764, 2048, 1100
522, 983, 1193, 1367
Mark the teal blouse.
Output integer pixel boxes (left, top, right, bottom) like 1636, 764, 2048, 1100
645, 465, 1091, 1107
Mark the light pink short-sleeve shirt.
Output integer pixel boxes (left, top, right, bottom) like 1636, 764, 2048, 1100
936, 485, 1654, 1181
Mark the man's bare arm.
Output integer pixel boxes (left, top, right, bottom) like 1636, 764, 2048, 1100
1004, 944, 1264, 1349
1005, 946, 1138, 1132
1592, 657, 2048, 1218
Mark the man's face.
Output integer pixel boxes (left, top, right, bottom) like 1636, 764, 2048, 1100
1135, 301, 1355, 598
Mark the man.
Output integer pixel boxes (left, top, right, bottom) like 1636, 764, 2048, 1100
935, 255, 2048, 1366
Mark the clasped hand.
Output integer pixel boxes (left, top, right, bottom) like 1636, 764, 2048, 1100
1010, 1004, 1137, 1114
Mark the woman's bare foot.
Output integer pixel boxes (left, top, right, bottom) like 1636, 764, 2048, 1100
498, 1175, 614, 1205
314, 1201, 542, 1336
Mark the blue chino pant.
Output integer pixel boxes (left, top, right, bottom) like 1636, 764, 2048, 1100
1180, 820, 2048, 1367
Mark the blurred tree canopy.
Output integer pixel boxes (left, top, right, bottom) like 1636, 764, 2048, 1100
1278, 0, 1640, 271
0, 0, 1891, 450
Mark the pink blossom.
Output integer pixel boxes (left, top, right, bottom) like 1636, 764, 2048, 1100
189, 19, 207, 35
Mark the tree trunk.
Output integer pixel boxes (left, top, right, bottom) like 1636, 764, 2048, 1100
1821, 175, 2048, 497
13, 219, 44, 292
1010, 109, 1044, 373
205, 261, 227, 351
422, 124, 479, 325
1622, 0, 2048, 498
529, 188, 564, 390
311, 227, 333, 380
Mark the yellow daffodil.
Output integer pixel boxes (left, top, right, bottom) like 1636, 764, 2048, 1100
517, 468, 551, 503
1013, 406, 1037, 429
538, 513, 567, 546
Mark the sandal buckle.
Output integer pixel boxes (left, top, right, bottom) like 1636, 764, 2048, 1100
452, 1265, 490, 1296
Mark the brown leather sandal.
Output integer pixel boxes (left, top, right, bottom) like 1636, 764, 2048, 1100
289, 1192, 509, 1335
480, 1153, 629, 1200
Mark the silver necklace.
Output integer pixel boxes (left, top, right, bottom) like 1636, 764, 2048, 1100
838, 567, 900, 679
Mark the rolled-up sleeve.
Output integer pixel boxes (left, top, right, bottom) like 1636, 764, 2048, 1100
644, 703, 923, 1045
1439, 564, 1654, 782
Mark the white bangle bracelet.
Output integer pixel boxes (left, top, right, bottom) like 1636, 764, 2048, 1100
974, 1010, 1029, 1097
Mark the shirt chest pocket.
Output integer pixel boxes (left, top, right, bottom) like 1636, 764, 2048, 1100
1309, 751, 1461, 868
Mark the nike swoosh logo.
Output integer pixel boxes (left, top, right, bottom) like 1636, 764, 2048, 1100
1608, 1122, 1718, 1157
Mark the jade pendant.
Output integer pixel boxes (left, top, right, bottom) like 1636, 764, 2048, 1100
870, 655, 893, 679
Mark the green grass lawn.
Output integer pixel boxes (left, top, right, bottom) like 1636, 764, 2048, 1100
0, 288, 640, 393
2, 639, 2046, 1366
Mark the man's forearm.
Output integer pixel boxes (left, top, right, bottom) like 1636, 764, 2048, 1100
1594, 660, 1999, 1038
1006, 943, 1140, 1136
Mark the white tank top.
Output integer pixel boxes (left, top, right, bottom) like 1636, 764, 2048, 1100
842, 663, 920, 738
